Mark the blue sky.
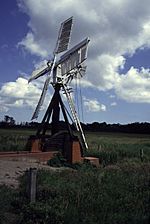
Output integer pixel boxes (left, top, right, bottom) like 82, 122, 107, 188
0, 0, 150, 124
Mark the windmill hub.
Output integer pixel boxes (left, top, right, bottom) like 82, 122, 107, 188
27, 17, 90, 164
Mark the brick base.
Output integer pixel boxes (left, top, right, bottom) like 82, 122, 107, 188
31, 139, 42, 153
71, 141, 82, 163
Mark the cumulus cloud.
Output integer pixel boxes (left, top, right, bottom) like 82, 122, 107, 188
17, 0, 150, 104
87, 54, 125, 90
18, 33, 48, 57
18, 0, 150, 55
109, 95, 116, 99
0, 77, 51, 112
0, 105, 9, 113
84, 98, 106, 112
110, 102, 117, 106
115, 67, 150, 103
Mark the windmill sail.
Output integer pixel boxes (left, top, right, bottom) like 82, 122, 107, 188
31, 56, 57, 120
54, 17, 73, 54
57, 37, 90, 76
28, 64, 51, 83
30, 17, 73, 119
31, 75, 51, 120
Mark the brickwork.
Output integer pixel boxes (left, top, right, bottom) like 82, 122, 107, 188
31, 139, 42, 153
71, 141, 82, 163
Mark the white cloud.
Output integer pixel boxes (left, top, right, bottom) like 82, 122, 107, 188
18, 32, 48, 57
84, 98, 106, 112
115, 67, 150, 103
34, 59, 48, 70
0, 77, 51, 113
87, 54, 125, 90
110, 102, 117, 106
109, 95, 116, 98
0, 105, 9, 113
0, 77, 40, 99
17, 0, 150, 104
18, 0, 150, 56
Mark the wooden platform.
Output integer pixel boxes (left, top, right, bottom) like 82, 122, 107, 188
83, 157, 100, 167
0, 151, 58, 162
0, 152, 100, 167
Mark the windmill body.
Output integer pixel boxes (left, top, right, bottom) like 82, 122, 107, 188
27, 17, 90, 163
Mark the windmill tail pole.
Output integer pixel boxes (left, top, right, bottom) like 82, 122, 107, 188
62, 83, 88, 150
62, 84, 79, 131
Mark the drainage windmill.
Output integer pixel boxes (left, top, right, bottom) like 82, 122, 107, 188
27, 17, 90, 163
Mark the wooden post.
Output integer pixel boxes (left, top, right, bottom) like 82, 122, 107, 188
29, 168, 37, 203
97, 144, 101, 151
140, 149, 144, 162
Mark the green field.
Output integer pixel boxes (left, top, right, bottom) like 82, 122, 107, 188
0, 128, 150, 163
85, 131, 150, 164
0, 128, 35, 151
1, 128, 150, 148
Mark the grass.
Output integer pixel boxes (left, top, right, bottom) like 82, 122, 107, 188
0, 128, 150, 223
85, 131, 150, 148
84, 132, 150, 165
0, 128, 150, 164
0, 185, 18, 224
3, 162, 149, 224
0, 128, 35, 151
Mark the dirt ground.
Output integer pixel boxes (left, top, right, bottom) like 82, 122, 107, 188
0, 158, 58, 188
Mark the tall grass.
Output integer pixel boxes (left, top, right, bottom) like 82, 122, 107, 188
0, 129, 150, 164
0, 135, 28, 151
0, 128, 35, 151
85, 143, 150, 165
0, 185, 17, 224
84, 132, 150, 165
11, 163, 150, 224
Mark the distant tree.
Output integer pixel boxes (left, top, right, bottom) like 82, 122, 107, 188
4, 115, 10, 123
9, 117, 15, 125
3, 115, 15, 126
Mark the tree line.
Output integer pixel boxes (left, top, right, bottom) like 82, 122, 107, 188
0, 115, 150, 134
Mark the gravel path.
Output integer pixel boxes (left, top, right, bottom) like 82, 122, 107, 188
0, 158, 57, 188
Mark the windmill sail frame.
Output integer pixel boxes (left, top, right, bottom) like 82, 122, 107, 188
57, 37, 90, 77
54, 17, 73, 54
